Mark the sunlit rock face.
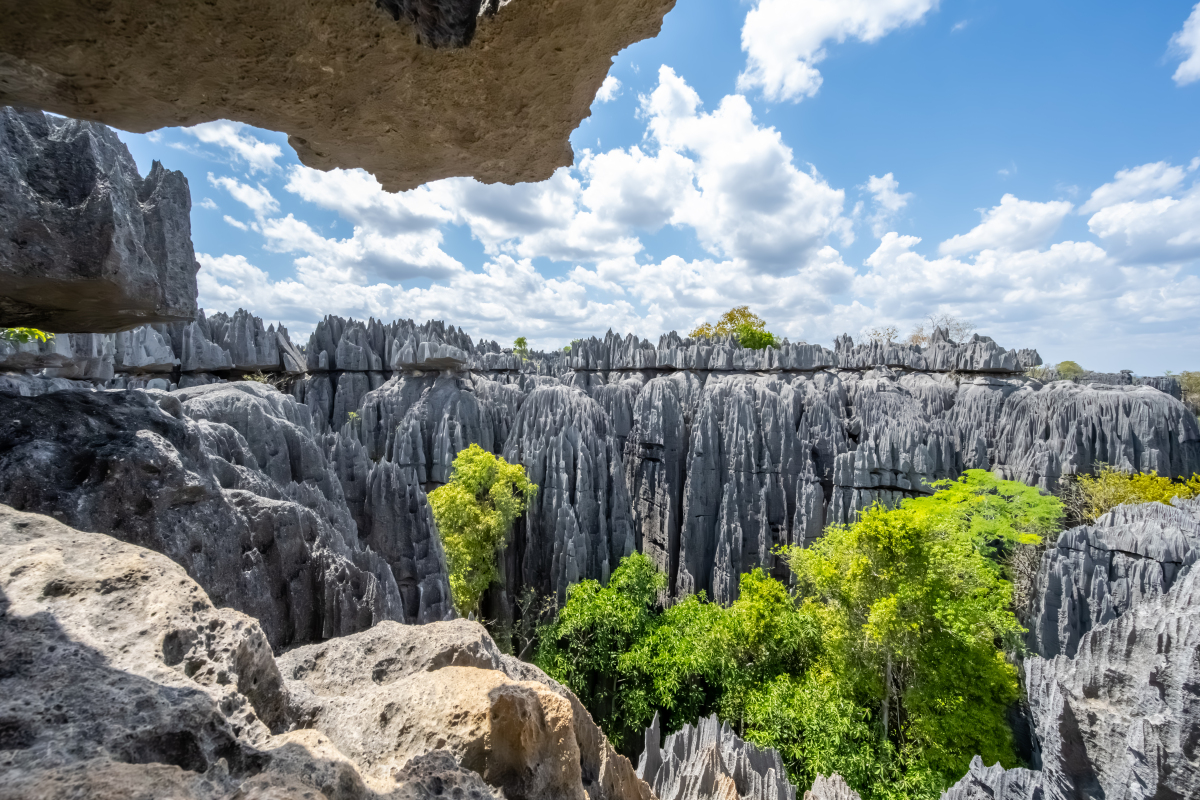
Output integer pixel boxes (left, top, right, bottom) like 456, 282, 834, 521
0, 107, 199, 332
0, 0, 677, 192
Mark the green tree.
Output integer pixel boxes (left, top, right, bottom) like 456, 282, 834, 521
689, 306, 778, 349
784, 471, 1061, 794
429, 444, 537, 617
1180, 371, 1200, 414
535, 552, 668, 752
1, 327, 55, 344
1055, 360, 1085, 380
513, 336, 531, 361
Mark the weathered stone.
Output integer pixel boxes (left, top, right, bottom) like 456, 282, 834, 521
0, 505, 497, 800
279, 619, 654, 800
1028, 499, 1200, 659
938, 757, 1043, 800
0, 383, 410, 649
0, 106, 198, 331
804, 774, 862, 800
0, 0, 676, 192
636, 712, 797, 800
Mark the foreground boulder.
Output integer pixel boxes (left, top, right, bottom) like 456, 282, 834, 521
279, 619, 654, 800
0, 107, 198, 332
0, 503, 499, 799
0, 504, 647, 799
0, 0, 676, 192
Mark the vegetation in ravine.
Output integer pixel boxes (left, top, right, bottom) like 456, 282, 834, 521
689, 306, 778, 349
429, 444, 537, 618
1060, 464, 1200, 525
535, 470, 1063, 800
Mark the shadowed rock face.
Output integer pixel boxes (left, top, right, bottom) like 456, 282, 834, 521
0, 107, 199, 332
0, 0, 676, 192
0, 382, 454, 649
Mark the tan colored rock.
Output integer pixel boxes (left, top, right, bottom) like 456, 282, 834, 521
0, 0, 676, 192
0, 504, 496, 800
280, 619, 655, 800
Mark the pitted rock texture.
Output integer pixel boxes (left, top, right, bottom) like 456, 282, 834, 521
0, 504, 503, 800
0, 381, 454, 648
279, 619, 654, 800
1028, 499, 1200, 659
0, 0, 676, 192
0, 106, 198, 332
636, 712, 797, 800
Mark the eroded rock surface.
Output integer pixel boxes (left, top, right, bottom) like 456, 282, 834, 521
0, 0, 676, 192
0, 107, 198, 332
636, 712, 797, 800
1028, 499, 1200, 659
279, 619, 653, 800
0, 504, 512, 800
0, 382, 453, 648
803, 774, 861, 800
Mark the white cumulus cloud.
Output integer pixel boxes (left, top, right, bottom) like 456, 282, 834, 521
185, 121, 283, 173
939, 194, 1073, 256
863, 172, 913, 238
596, 75, 622, 103
1170, 2, 1200, 86
1079, 161, 1189, 214
208, 174, 279, 217
738, 0, 938, 102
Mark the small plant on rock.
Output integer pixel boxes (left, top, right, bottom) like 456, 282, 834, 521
513, 337, 531, 362
690, 306, 778, 349
1055, 360, 1085, 381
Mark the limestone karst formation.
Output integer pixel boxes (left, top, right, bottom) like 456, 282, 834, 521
0, 0, 677, 192
0, 107, 199, 332
3, 107, 1200, 800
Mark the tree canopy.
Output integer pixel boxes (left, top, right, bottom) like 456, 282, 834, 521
689, 306, 778, 349
535, 470, 1063, 798
1, 327, 55, 344
428, 444, 537, 617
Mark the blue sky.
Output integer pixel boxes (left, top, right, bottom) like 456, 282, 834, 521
120, 0, 1200, 373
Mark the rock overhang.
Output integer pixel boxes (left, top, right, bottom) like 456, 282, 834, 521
0, 0, 678, 193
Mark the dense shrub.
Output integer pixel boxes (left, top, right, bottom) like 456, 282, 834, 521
1055, 360, 1085, 380
429, 445, 536, 617
535, 470, 1062, 798
1061, 464, 1200, 525
513, 336, 530, 361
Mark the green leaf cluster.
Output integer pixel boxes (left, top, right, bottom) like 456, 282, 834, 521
1055, 360, 1085, 380
1, 327, 55, 344
429, 444, 537, 617
535, 470, 1063, 799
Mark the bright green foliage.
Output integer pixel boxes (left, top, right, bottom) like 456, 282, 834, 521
1055, 360, 1085, 380
736, 324, 778, 349
513, 337, 530, 361
536, 470, 1057, 799
689, 306, 778, 349
1065, 465, 1200, 524
1, 327, 55, 344
1180, 371, 1200, 414
429, 445, 537, 617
